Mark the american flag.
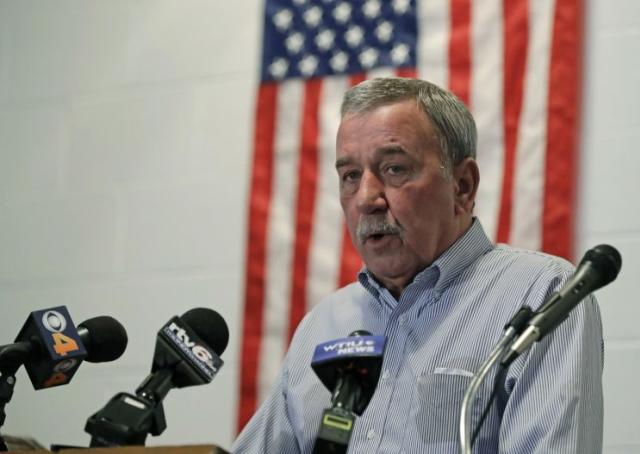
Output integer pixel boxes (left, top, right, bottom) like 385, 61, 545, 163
237, 0, 581, 431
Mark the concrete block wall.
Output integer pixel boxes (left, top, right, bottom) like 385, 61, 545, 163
578, 1, 640, 451
0, 0, 261, 448
0, 1, 638, 452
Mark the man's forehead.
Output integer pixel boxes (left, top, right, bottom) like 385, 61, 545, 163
335, 100, 441, 167
335, 145, 412, 169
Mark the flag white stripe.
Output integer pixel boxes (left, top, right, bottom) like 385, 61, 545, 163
416, 0, 449, 87
470, 0, 505, 242
367, 67, 398, 79
259, 79, 304, 402
510, 0, 556, 249
306, 77, 348, 310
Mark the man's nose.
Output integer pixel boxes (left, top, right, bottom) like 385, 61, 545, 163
356, 171, 387, 213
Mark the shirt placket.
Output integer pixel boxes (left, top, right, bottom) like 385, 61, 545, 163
348, 287, 434, 454
377, 288, 435, 454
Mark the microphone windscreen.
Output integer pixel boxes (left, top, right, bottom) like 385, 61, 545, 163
78, 316, 128, 363
181, 308, 229, 356
582, 244, 622, 286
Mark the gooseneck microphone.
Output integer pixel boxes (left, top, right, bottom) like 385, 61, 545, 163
85, 308, 229, 447
501, 244, 622, 366
460, 244, 622, 454
311, 330, 386, 454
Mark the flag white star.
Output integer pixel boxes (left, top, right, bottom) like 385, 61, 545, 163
299, 54, 319, 76
375, 21, 394, 43
363, 0, 382, 19
333, 2, 352, 24
392, 0, 411, 15
285, 32, 305, 54
359, 47, 379, 68
303, 6, 323, 28
269, 58, 289, 79
330, 51, 349, 72
293, 0, 307, 6
273, 9, 293, 31
345, 25, 364, 48
315, 29, 336, 51
391, 42, 410, 64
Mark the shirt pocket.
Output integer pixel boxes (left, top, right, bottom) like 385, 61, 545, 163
412, 368, 475, 444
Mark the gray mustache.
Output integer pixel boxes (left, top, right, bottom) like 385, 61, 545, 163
356, 217, 401, 242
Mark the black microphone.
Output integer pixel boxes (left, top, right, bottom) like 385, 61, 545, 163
0, 308, 128, 388
85, 308, 229, 447
311, 330, 386, 454
502, 244, 622, 366
77, 316, 129, 363
0, 309, 127, 452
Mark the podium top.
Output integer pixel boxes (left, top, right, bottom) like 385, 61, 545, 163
10, 445, 229, 454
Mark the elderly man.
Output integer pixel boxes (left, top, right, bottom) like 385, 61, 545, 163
232, 78, 603, 453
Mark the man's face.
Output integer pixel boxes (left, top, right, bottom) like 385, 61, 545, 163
336, 100, 467, 294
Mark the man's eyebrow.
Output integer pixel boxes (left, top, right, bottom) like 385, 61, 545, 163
335, 146, 410, 170
335, 157, 353, 170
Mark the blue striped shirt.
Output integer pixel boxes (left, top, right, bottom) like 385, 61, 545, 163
232, 220, 603, 453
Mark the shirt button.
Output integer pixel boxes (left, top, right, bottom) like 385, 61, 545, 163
398, 315, 406, 325
381, 369, 389, 380
367, 429, 376, 440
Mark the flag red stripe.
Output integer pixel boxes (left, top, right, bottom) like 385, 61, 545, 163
396, 67, 418, 78
496, 0, 529, 243
288, 79, 323, 340
338, 223, 361, 287
348, 73, 367, 88
237, 83, 278, 431
337, 73, 367, 287
448, 0, 472, 105
542, 0, 582, 259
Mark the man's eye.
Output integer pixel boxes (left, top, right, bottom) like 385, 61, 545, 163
342, 170, 361, 182
385, 165, 407, 175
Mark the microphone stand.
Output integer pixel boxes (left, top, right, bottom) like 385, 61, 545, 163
459, 307, 533, 454
86, 369, 172, 446
458, 330, 515, 454
0, 373, 16, 452
0, 344, 30, 452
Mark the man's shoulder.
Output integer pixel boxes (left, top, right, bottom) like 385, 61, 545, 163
287, 281, 374, 349
481, 243, 575, 276
303, 281, 372, 324
317, 280, 369, 305
467, 243, 580, 313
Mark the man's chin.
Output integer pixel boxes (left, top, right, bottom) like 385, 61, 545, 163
364, 261, 416, 294
363, 254, 413, 278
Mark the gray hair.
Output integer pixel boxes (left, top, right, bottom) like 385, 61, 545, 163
340, 77, 477, 169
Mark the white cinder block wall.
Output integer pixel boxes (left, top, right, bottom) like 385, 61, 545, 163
578, 1, 640, 452
0, 1, 637, 452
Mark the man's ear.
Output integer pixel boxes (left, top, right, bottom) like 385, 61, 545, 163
453, 157, 480, 215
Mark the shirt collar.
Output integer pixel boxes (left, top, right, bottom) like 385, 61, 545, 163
358, 218, 494, 300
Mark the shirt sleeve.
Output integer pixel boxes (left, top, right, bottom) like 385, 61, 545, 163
498, 293, 604, 453
231, 364, 301, 454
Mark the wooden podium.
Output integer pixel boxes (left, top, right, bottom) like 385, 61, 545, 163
4, 443, 229, 454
